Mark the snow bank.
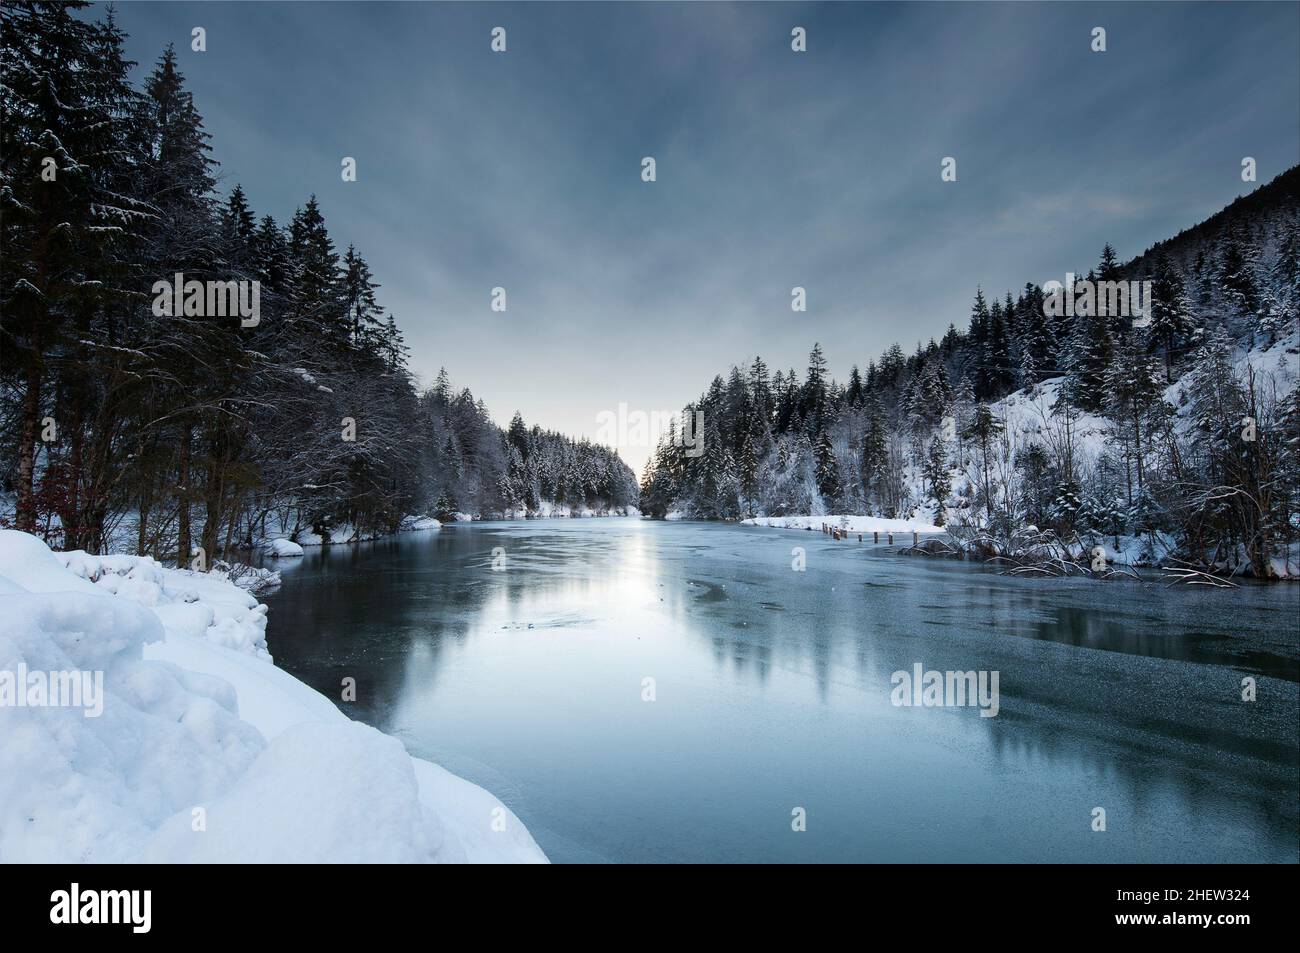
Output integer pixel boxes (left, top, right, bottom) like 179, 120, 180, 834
262, 537, 304, 558
0, 530, 547, 864
498, 503, 642, 519
399, 515, 442, 532
743, 514, 945, 534
53, 546, 272, 662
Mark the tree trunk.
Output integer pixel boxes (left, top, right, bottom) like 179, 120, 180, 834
137, 499, 151, 557
15, 359, 42, 534
1133, 414, 1144, 493
176, 426, 192, 568
202, 435, 224, 566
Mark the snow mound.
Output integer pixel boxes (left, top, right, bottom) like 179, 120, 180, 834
51, 546, 272, 662
0, 530, 547, 864
263, 537, 305, 558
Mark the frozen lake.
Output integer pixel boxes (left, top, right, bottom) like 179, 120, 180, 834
261, 520, 1299, 863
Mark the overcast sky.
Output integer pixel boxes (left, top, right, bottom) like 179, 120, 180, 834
109, 1, 1300, 474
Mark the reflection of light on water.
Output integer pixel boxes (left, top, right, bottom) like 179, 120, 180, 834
464, 525, 663, 636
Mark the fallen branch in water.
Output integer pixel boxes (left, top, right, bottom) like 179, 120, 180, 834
898, 539, 962, 557
1161, 566, 1239, 589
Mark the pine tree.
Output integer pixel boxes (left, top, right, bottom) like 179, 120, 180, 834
967, 287, 992, 398
288, 196, 347, 346
341, 244, 385, 348
813, 426, 841, 507
379, 314, 409, 370
802, 343, 829, 435
221, 185, 257, 264
432, 490, 458, 522
1061, 303, 1114, 412
1147, 258, 1190, 382
846, 365, 864, 406
922, 436, 951, 525
507, 412, 529, 459
1217, 235, 1257, 322
906, 360, 951, 435
747, 356, 773, 430
1098, 243, 1121, 281
860, 393, 887, 511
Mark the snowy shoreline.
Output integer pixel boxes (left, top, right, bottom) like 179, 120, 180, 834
262, 507, 642, 553
741, 514, 946, 535
737, 513, 1298, 578
0, 529, 547, 863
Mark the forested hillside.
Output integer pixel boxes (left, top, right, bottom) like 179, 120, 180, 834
0, 3, 637, 563
641, 168, 1300, 577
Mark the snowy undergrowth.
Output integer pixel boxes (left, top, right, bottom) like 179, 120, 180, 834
980, 333, 1299, 577
0, 529, 546, 863
55, 548, 273, 661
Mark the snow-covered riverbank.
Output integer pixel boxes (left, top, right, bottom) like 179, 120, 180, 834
742, 514, 945, 534
0, 529, 547, 863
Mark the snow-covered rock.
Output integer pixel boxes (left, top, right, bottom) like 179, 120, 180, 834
0, 529, 547, 864
263, 537, 304, 558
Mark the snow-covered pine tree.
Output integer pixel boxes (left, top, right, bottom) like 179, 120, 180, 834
921, 436, 951, 525
341, 244, 385, 349
813, 426, 842, 509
